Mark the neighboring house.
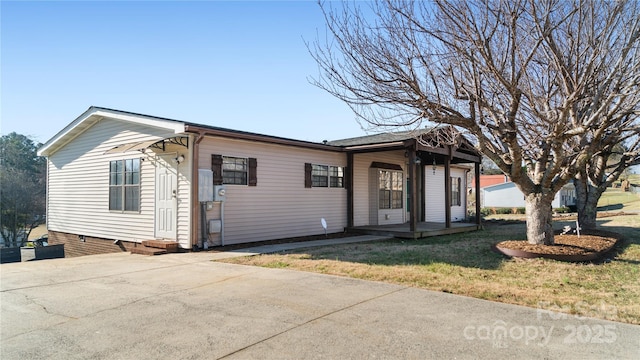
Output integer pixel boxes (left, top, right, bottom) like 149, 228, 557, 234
38, 107, 482, 256
481, 181, 577, 209
467, 174, 510, 194
477, 174, 510, 188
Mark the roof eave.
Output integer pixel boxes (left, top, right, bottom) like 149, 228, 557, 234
184, 124, 344, 152
38, 107, 187, 157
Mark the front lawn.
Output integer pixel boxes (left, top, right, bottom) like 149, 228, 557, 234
220, 214, 640, 324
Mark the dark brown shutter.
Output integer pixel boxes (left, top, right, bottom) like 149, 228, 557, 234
304, 163, 312, 188
211, 154, 223, 185
248, 158, 257, 186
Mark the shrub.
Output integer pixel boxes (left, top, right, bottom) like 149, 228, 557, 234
480, 207, 525, 215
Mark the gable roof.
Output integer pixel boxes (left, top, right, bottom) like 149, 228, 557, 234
330, 127, 481, 162
38, 107, 187, 157
38, 106, 342, 157
38, 107, 481, 160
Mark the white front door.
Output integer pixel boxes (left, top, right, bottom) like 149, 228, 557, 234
155, 155, 177, 239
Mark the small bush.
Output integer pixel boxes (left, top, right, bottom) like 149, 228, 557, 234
480, 207, 525, 215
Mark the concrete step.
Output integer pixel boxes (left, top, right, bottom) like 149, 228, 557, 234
131, 247, 167, 256
141, 240, 179, 253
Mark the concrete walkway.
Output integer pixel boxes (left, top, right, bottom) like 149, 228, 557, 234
208, 234, 392, 260
1, 236, 639, 359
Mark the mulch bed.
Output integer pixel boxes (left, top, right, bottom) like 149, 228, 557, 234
494, 229, 622, 262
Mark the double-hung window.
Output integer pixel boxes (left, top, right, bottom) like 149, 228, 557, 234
379, 170, 403, 209
211, 154, 257, 186
329, 166, 344, 187
305, 163, 344, 188
312, 165, 329, 187
222, 156, 248, 185
109, 158, 140, 211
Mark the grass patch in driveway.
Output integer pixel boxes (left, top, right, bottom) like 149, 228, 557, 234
219, 215, 640, 325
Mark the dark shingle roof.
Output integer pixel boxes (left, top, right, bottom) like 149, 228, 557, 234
328, 129, 433, 147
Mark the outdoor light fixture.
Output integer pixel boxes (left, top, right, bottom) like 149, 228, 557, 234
175, 155, 185, 164
414, 157, 422, 165
432, 158, 437, 175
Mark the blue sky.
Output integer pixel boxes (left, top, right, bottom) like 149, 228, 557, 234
1, 0, 365, 144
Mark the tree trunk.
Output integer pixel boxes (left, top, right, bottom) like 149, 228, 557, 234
525, 193, 555, 245
574, 178, 604, 230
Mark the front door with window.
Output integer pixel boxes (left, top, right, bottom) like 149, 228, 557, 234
369, 167, 405, 225
155, 155, 177, 239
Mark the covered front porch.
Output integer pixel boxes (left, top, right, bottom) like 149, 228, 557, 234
347, 222, 481, 239
333, 126, 483, 239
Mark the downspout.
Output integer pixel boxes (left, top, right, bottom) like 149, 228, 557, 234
190, 131, 206, 249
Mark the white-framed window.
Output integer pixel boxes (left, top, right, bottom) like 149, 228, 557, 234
223, 156, 248, 185
212, 154, 257, 186
451, 177, 461, 206
306, 163, 344, 188
379, 170, 403, 209
330, 166, 344, 187
312, 164, 329, 187
109, 158, 140, 212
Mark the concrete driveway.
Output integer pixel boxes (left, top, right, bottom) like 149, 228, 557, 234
1, 252, 638, 359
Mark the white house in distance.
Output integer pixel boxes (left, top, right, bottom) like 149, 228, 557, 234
38, 107, 482, 257
481, 181, 577, 209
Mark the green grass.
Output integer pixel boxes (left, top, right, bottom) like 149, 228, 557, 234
598, 187, 640, 211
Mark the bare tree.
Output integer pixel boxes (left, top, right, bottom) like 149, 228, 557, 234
574, 134, 640, 230
310, 0, 640, 244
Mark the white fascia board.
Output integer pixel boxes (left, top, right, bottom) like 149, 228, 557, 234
38, 107, 100, 157
92, 109, 185, 134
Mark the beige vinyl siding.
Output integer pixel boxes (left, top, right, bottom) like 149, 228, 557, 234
425, 166, 469, 222
352, 151, 406, 227
199, 136, 346, 245
425, 167, 446, 222
175, 151, 192, 248
46, 117, 191, 246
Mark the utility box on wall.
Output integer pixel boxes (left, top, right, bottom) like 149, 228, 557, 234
208, 219, 222, 233
213, 185, 226, 202
198, 169, 214, 202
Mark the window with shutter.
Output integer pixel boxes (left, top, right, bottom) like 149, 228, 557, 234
305, 163, 344, 188
212, 154, 257, 186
